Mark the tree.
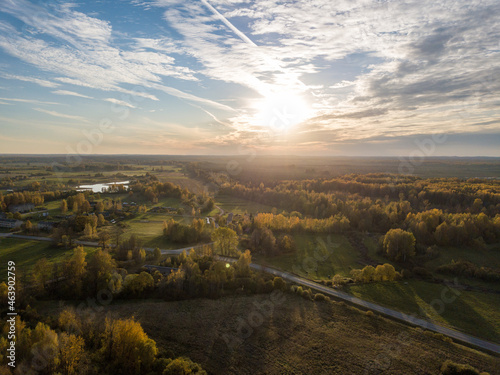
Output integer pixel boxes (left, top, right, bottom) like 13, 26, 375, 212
153, 247, 162, 263
133, 248, 146, 264
98, 230, 111, 249
382, 228, 416, 262
273, 276, 286, 291
234, 250, 252, 277
58, 333, 85, 375
95, 201, 104, 213
101, 317, 157, 374
32, 258, 51, 294
86, 249, 116, 293
163, 357, 207, 375
22, 220, 33, 234
84, 222, 94, 238
277, 234, 295, 253
61, 199, 68, 214
212, 227, 238, 256
250, 228, 276, 256
64, 246, 87, 296
97, 213, 106, 226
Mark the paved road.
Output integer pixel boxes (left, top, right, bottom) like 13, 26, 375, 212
5, 234, 499, 354
219, 256, 500, 355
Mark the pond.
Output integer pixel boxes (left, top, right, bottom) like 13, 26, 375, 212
77, 181, 129, 193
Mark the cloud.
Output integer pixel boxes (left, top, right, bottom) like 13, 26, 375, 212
0, 97, 60, 105
104, 98, 136, 109
2, 74, 59, 88
52, 90, 94, 99
0, 0, 231, 112
33, 107, 87, 121
0, 0, 499, 154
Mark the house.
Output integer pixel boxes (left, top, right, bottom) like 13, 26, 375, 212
0, 219, 22, 229
8, 203, 35, 213
226, 212, 233, 225
37, 221, 56, 231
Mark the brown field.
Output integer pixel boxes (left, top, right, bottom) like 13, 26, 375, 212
44, 294, 500, 375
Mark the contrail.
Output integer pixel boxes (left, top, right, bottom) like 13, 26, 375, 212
199, 0, 309, 93
200, 0, 257, 47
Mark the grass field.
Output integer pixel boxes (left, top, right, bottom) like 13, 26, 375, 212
347, 280, 500, 343
0, 238, 96, 281
215, 195, 276, 215
37, 294, 500, 374
254, 234, 361, 279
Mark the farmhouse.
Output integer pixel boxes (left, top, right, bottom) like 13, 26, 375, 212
37, 221, 56, 231
0, 218, 22, 229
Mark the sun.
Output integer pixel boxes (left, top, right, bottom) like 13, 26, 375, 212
254, 92, 311, 131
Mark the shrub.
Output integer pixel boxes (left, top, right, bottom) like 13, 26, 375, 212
273, 276, 287, 291
440, 360, 485, 375
302, 289, 312, 300
313, 293, 326, 301
365, 310, 374, 317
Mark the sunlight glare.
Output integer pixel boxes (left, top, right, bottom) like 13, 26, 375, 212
254, 92, 311, 131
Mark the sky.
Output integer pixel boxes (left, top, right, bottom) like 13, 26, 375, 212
0, 0, 499, 156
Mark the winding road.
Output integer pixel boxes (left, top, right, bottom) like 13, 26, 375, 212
3, 234, 499, 354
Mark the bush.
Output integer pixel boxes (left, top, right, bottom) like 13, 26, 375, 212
273, 276, 287, 291
295, 286, 304, 295
302, 289, 312, 300
365, 310, 374, 317
313, 293, 326, 301
440, 360, 485, 375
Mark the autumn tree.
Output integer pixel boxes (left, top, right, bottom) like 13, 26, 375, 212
212, 227, 238, 256
383, 228, 416, 262
101, 317, 157, 374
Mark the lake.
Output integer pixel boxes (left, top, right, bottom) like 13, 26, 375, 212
77, 181, 129, 193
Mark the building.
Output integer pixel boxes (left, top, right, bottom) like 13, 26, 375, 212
8, 203, 35, 213
226, 212, 233, 225
0, 219, 22, 229
37, 221, 56, 231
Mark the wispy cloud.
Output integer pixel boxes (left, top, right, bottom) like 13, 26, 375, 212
33, 107, 87, 121
2, 74, 59, 88
0, 97, 60, 105
52, 90, 94, 99
0, 0, 230, 112
104, 98, 137, 109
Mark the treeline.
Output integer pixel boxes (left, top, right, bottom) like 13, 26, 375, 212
253, 213, 350, 233
437, 261, 500, 282
405, 209, 500, 246
5, 244, 284, 305
282, 174, 500, 213
162, 218, 212, 244
129, 175, 214, 211
158, 250, 284, 299
0, 311, 206, 374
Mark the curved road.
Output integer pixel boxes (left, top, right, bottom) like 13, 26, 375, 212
218, 256, 500, 355
5, 234, 499, 354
